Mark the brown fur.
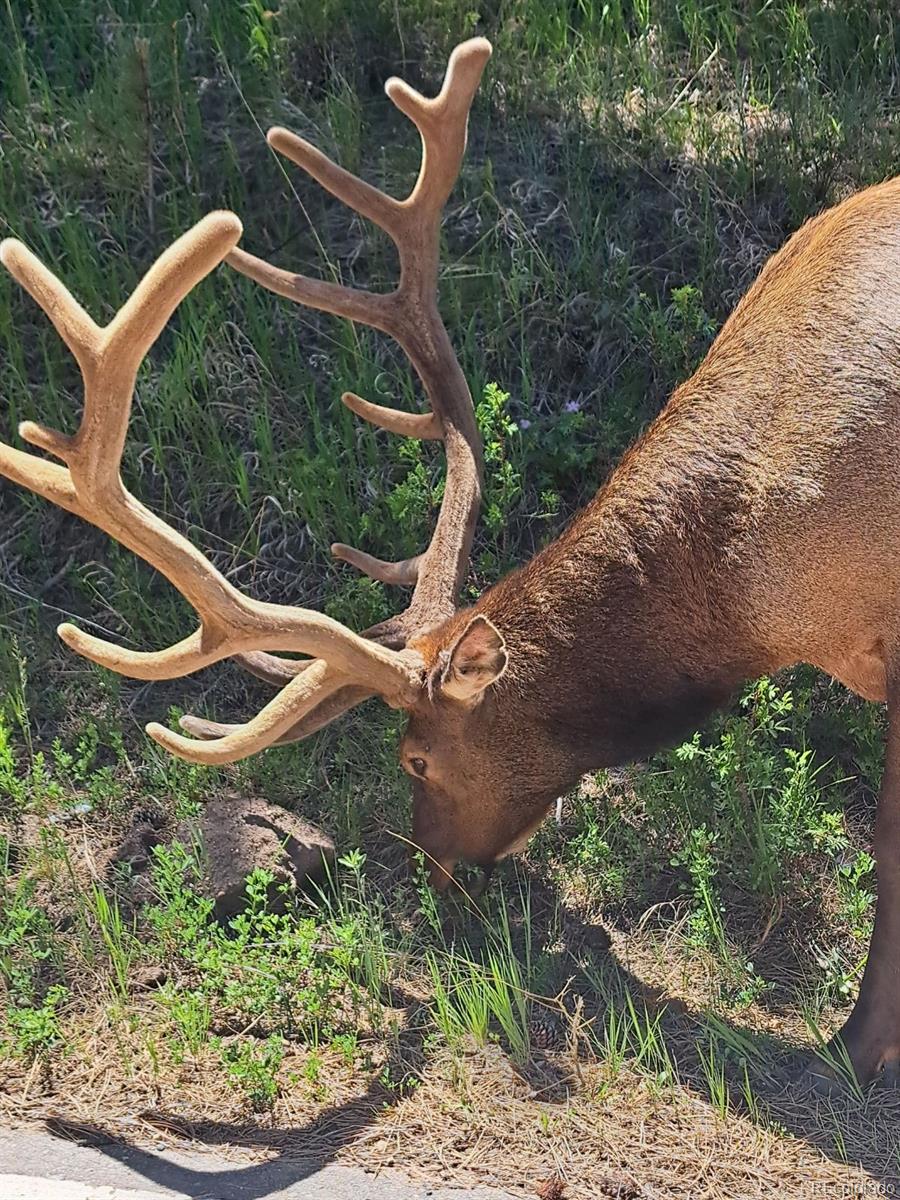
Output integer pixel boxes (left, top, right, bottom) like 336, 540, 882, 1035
404, 178, 900, 1084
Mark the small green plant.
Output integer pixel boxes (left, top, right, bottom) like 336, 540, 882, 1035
476, 381, 523, 539
4, 984, 68, 1058
330, 1031, 358, 1066
426, 883, 533, 1065
0, 875, 61, 1007
559, 789, 627, 902
221, 1035, 285, 1111
670, 824, 728, 958
802, 1013, 865, 1103
427, 948, 491, 1049
0, 710, 63, 814
836, 850, 876, 939
144, 844, 400, 1049
629, 283, 716, 384
162, 987, 212, 1061
698, 1034, 729, 1119
813, 943, 866, 1010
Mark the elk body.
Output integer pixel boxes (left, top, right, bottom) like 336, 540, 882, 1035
2, 38, 900, 1088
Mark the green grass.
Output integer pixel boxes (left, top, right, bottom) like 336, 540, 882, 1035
1, 1, 900, 1195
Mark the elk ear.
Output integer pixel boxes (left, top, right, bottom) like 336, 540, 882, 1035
440, 615, 508, 702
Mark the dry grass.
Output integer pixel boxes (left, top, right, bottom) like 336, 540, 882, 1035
3, 912, 900, 1200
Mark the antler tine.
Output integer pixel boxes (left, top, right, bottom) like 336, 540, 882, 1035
179, 681, 374, 748
255, 38, 492, 236
148, 659, 349, 765
54, 601, 416, 691
231, 650, 311, 687
227, 37, 491, 643
385, 37, 493, 211
177, 628, 394, 756
0, 243, 101, 374
224, 246, 397, 331
330, 545, 421, 586
266, 127, 402, 239
3, 214, 242, 486
1, 217, 428, 764
340, 391, 442, 440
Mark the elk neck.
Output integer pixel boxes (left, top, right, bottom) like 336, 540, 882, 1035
472, 385, 779, 774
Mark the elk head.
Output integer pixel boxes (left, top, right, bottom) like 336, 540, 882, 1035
0, 39, 563, 888
400, 611, 583, 888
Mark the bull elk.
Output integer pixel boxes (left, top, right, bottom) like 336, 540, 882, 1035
1, 37, 899, 1088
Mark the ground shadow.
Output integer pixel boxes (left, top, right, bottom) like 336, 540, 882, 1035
45, 1108, 379, 1200
43, 1019, 430, 1200
51, 852, 900, 1198
516, 864, 900, 1188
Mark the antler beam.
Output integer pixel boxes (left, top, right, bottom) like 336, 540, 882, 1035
228, 37, 491, 642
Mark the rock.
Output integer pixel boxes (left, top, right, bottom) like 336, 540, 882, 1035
131, 963, 169, 991
113, 794, 337, 921
175, 794, 336, 920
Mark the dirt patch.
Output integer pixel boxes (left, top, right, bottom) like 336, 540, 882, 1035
116, 794, 336, 919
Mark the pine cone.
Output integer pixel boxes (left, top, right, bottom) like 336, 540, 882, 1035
536, 1175, 567, 1200
529, 1012, 563, 1051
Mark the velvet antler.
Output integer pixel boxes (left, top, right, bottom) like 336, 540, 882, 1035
1, 39, 491, 763
229, 37, 490, 641
0, 215, 423, 763
191, 38, 492, 747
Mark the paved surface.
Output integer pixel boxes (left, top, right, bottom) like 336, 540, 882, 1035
0, 1128, 515, 1200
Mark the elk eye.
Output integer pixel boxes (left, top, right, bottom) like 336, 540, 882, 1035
409, 756, 427, 778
